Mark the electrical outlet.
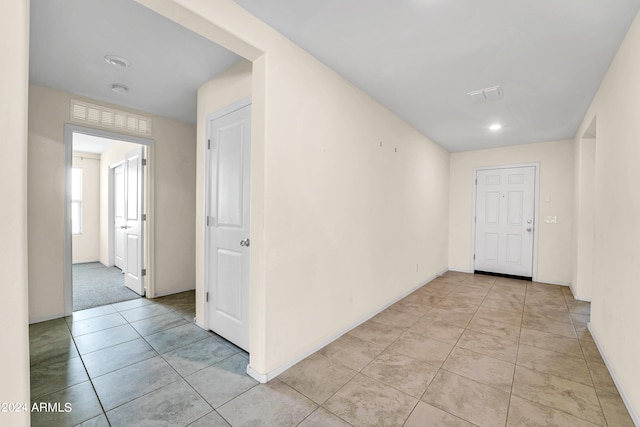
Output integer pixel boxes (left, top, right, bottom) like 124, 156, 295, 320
544, 216, 557, 224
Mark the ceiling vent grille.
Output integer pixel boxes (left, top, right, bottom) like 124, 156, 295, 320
70, 99, 152, 136
467, 85, 503, 103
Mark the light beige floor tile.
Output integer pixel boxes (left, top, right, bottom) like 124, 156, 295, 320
438, 293, 484, 307
566, 300, 591, 316
386, 332, 453, 367
522, 316, 577, 339
319, 334, 385, 371
278, 353, 357, 404
481, 298, 524, 314
474, 306, 523, 326
575, 326, 595, 343
408, 317, 465, 345
517, 344, 592, 386
217, 379, 317, 427
390, 299, 433, 318
404, 401, 473, 427
456, 329, 519, 363
362, 352, 438, 398
422, 370, 510, 427
570, 313, 590, 327
348, 319, 405, 347
424, 307, 475, 328
403, 292, 444, 307
298, 407, 352, 427
463, 275, 496, 285
371, 308, 420, 329
467, 316, 521, 342
588, 361, 618, 395
519, 328, 583, 359
523, 307, 572, 324
580, 341, 606, 366
595, 388, 635, 427
485, 291, 526, 305
512, 366, 605, 425
443, 347, 515, 392
324, 374, 417, 427
449, 284, 491, 297
507, 395, 600, 426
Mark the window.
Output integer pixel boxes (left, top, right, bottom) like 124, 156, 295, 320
71, 168, 83, 234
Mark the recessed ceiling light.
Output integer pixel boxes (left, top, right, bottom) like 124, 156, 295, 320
489, 123, 502, 131
111, 84, 129, 94
104, 55, 130, 68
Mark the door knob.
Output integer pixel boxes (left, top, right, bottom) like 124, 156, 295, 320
120, 225, 128, 229
527, 219, 532, 224
240, 238, 250, 247
526, 227, 532, 232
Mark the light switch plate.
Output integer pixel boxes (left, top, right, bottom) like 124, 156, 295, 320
544, 216, 557, 224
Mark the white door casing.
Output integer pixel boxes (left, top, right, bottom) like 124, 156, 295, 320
206, 103, 251, 351
474, 166, 536, 277
123, 147, 145, 295
113, 163, 126, 270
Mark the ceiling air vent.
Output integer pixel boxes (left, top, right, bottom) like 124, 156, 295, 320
70, 99, 152, 136
467, 85, 503, 103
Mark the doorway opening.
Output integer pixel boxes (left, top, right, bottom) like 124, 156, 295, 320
64, 124, 154, 314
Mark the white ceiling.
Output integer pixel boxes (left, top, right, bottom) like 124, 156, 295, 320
30, 0, 640, 152
235, 0, 640, 152
29, 0, 241, 125
72, 133, 120, 154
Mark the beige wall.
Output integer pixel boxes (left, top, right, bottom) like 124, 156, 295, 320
28, 84, 197, 321
71, 151, 101, 263
98, 141, 140, 266
0, 1, 31, 424
574, 10, 640, 421
183, 4, 450, 378
449, 140, 574, 285
571, 137, 596, 301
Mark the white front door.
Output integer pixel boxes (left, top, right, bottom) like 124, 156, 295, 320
113, 163, 126, 270
123, 147, 145, 295
474, 166, 536, 278
206, 103, 251, 351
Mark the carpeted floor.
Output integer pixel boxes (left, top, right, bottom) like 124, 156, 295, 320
73, 262, 141, 311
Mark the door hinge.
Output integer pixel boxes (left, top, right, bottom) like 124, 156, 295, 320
141, 269, 147, 276
206, 216, 210, 226
206, 292, 209, 302
142, 158, 147, 166
207, 139, 211, 149
473, 254, 476, 260
475, 178, 477, 185
142, 214, 147, 221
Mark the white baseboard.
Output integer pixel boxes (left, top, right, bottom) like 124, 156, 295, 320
246, 270, 447, 383
247, 365, 268, 383
447, 268, 474, 274
588, 323, 639, 426
193, 319, 206, 330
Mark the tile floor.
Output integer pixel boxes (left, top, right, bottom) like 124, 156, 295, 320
29, 273, 635, 426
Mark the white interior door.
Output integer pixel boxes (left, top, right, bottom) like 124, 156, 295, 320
206, 103, 251, 351
113, 163, 126, 270
123, 147, 145, 295
474, 166, 535, 277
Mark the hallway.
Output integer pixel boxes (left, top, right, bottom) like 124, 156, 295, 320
29, 273, 633, 426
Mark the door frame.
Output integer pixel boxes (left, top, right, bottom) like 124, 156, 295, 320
203, 96, 252, 334
470, 162, 540, 281
109, 160, 125, 268
63, 123, 155, 315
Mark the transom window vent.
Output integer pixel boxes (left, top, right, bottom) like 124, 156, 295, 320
70, 99, 152, 136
